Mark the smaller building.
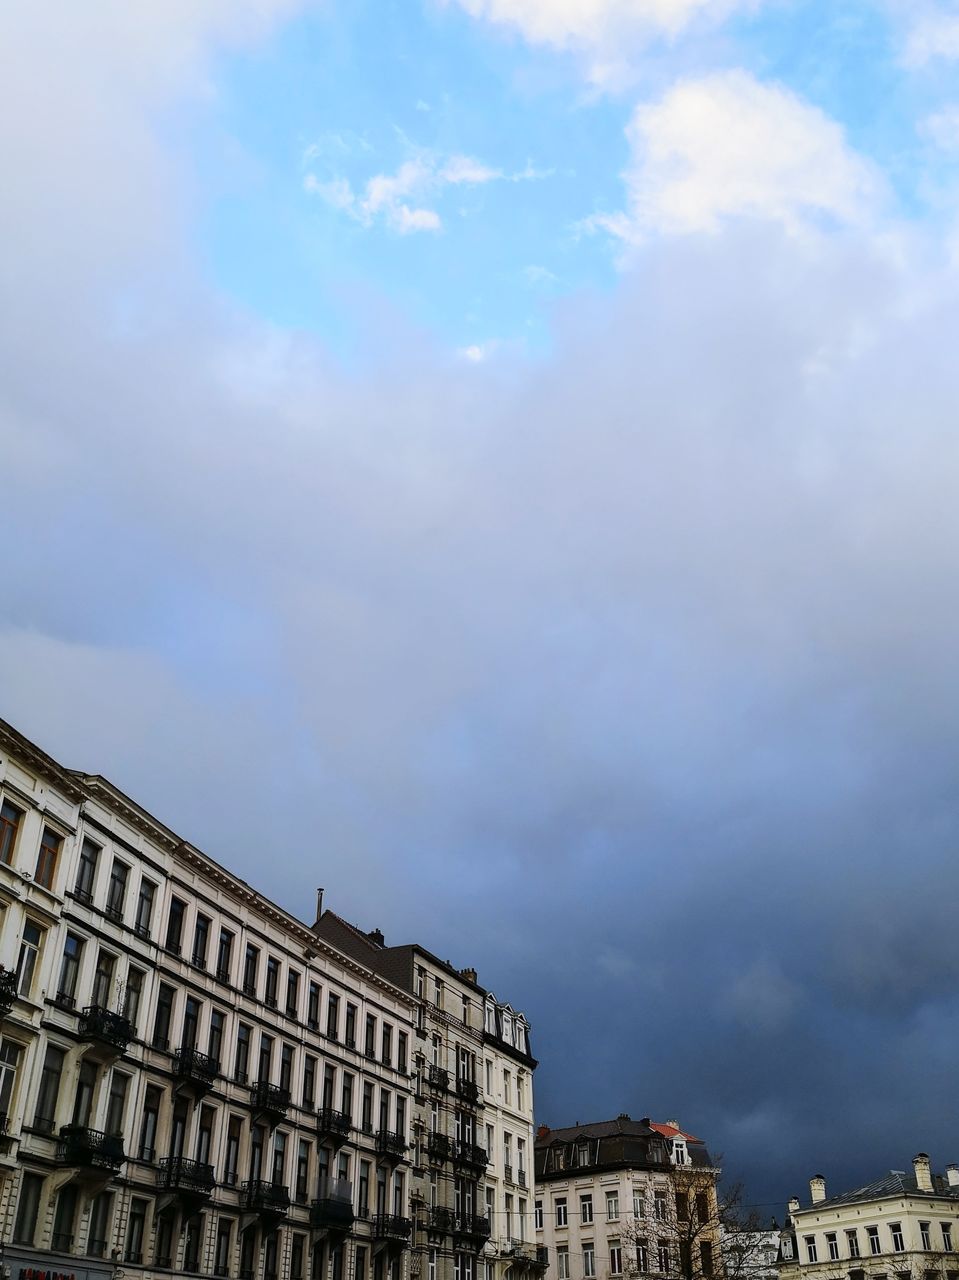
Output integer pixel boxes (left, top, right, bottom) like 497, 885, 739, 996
780, 1154, 959, 1280
721, 1223, 780, 1280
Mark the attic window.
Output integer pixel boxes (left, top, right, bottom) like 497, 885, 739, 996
673, 1141, 687, 1165
578, 1143, 590, 1166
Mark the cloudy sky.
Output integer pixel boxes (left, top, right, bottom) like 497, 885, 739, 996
6, 0, 959, 1208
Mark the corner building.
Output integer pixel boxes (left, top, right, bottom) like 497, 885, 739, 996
0, 719, 419, 1280
312, 915, 544, 1280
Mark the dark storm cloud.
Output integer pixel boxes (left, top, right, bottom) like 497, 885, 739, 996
4, 0, 959, 1212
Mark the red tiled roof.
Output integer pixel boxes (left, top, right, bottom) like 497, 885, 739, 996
649, 1121, 702, 1143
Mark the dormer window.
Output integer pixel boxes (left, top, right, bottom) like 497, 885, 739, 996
578, 1142, 590, 1166
673, 1141, 687, 1165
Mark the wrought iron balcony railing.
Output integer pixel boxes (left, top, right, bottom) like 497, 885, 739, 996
428, 1207, 456, 1234
455, 1077, 480, 1104
372, 1214, 412, 1242
454, 1214, 492, 1243
78, 1005, 133, 1053
241, 1179, 291, 1218
427, 1064, 449, 1091
311, 1178, 355, 1232
454, 1141, 488, 1171
250, 1080, 290, 1119
375, 1129, 408, 1161
56, 1125, 124, 1173
0, 967, 15, 1019
426, 1132, 454, 1162
174, 1046, 219, 1089
316, 1107, 351, 1142
157, 1155, 216, 1196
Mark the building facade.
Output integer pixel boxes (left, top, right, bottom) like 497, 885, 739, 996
0, 719, 421, 1280
534, 1117, 721, 1280
780, 1156, 959, 1280
311, 916, 543, 1280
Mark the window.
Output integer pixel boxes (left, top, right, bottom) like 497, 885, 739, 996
263, 1230, 278, 1280
696, 1193, 710, 1225
265, 956, 280, 1008
88, 1191, 112, 1257
290, 1234, 305, 1280
362, 1082, 374, 1132
607, 1192, 620, 1221
345, 1001, 357, 1046
153, 982, 174, 1049
280, 1043, 294, 1092
847, 1231, 861, 1259
700, 1243, 714, 1277
398, 1030, 408, 1072
658, 1241, 671, 1273
303, 1055, 316, 1108
183, 995, 201, 1049
75, 838, 100, 901
308, 981, 321, 1029
358, 1159, 371, 1216
676, 1193, 689, 1222
16, 921, 42, 998
184, 1212, 204, 1272
868, 1228, 881, 1255
34, 1044, 65, 1130
324, 1063, 336, 1110
124, 966, 144, 1028
327, 992, 340, 1039
216, 928, 234, 981
92, 949, 117, 1009
135, 878, 155, 938
805, 1238, 818, 1264
35, 827, 62, 889
583, 1246, 596, 1279
827, 1233, 839, 1261
365, 1013, 376, 1056
106, 859, 129, 920
13, 1171, 44, 1244
57, 932, 84, 1005
139, 1085, 161, 1160
126, 1197, 147, 1263
355, 1246, 368, 1280
258, 1033, 273, 1083
921, 1224, 932, 1251
556, 1198, 568, 1227
235, 1023, 251, 1081
636, 1240, 649, 1274
209, 1008, 225, 1063
556, 1249, 570, 1280
165, 896, 186, 953
342, 1071, 354, 1119
381, 1022, 392, 1064
243, 943, 259, 995
193, 914, 210, 968
272, 1130, 287, 1184
226, 1115, 242, 1185
0, 1037, 22, 1118
106, 1071, 129, 1135
891, 1224, 905, 1252
610, 1244, 623, 1276
581, 1194, 594, 1224
535, 1201, 543, 1230
286, 969, 300, 1018
0, 800, 23, 866
296, 1139, 310, 1200
944, 1225, 955, 1253
215, 1221, 233, 1278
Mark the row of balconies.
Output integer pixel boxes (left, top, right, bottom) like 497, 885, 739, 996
425, 1133, 489, 1171
425, 1065, 481, 1105
426, 1207, 493, 1243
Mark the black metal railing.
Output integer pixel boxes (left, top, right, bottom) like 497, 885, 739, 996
455, 1077, 480, 1104
52, 1232, 74, 1252
56, 1125, 124, 1173
427, 1064, 449, 1090
241, 1179, 290, 1218
78, 1005, 133, 1053
454, 1141, 488, 1171
426, 1132, 454, 1162
174, 1046, 220, 1088
157, 1155, 216, 1195
311, 1178, 355, 1232
428, 1207, 456, 1233
250, 1080, 291, 1118
316, 1107, 351, 1142
0, 967, 18, 1018
455, 1214, 492, 1243
0, 1111, 9, 1136
376, 1129, 407, 1160
372, 1214, 412, 1242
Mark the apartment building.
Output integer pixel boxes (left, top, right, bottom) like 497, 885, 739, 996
780, 1155, 959, 1280
0, 718, 418, 1280
534, 1116, 721, 1280
311, 915, 543, 1280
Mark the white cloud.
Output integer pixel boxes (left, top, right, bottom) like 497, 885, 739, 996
903, 7, 959, 66
920, 103, 959, 150
452, 0, 759, 46
304, 148, 544, 234
591, 70, 881, 243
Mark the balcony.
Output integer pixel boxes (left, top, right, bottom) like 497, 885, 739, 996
455, 1077, 480, 1105
311, 1177, 355, 1234
175, 1046, 220, 1092
454, 1141, 488, 1172
454, 1214, 492, 1247
372, 1214, 412, 1244
316, 1107, 352, 1145
56, 1125, 124, 1175
427, 1065, 449, 1091
78, 1005, 133, 1055
250, 1080, 290, 1123
157, 1156, 216, 1200
241, 1179, 290, 1221
375, 1129, 408, 1162
0, 968, 17, 1019
505, 1245, 548, 1270
426, 1133, 454, 1163
428, 1207, 456, 1235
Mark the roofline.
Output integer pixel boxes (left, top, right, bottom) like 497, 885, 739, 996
793, 1187, 959, 1214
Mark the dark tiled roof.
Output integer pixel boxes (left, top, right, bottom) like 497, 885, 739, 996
534, 1115, 714, 1178
816, 1171, 959, 1209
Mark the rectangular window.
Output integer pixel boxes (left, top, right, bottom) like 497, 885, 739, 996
381, 1022, 393, 1064
943, 1225, 954, 1253
869, 1228, 882, 1256
397, 1030, 408, 1072
280, 1043, 294, 1092
827, 1234, 839, 1261
106, 1071, 129, 1135
88, 1191, 112, 1257
304, 1055, 316, 1108
258, 1033, 274, 1082
308, 981, 320, 1029
556, 1198, 568, 1227
215, 1221, 233, 1278
126, 1197, 147, 1263
296, 1139, 310, 1200
286, 969, 300, 1018
341, 1071, 354, 1119
700, 1243, 714, 1277
290, 1234, 305, 1280
75, 838, 100, 901
165, 896, 186, 953
57, 933, 84, 1005
124, 966, 144, 1028
634, 1191, 645, 1219
16, 921, 43, 998
193, 914, 210, 968
324, 1063, 336, 1110
636, 1241, 649, 1274
891, 1225, 905, 1253
265, 956, 280, 1008
361, 1082, 374, 1132
34, 1044, 64, 1130
607, 1192, 620, 1221
183, 995, 201, 1050
106, 859, 129, 921
583, 1246, 595, 1278
226, 1115, 242, 1185
327, 992, 340, 1039
135, 878, 155, 939
153, 982, 174, 1049
139, 1085, 161, 1160
209, 1008, 225, 1063
610, 1244, 623, 1276
581, 1194, 594, 1224
365, 1013, 376, 1057
345, 1001, 357, 1046
0, 801, 23, 866
535, 1202, 543, 1231
921, 1224, 932, 1251
92, 949, 116, 1009
654, 1191, 668, 1221
847, 1231, 861, 1259
806, 1238, 818, 1264
35, 827, 62, 889
556, 1249, 570, 1280
235, 1023, 251, 1081
216, 928, 234, 981
0, 1038, 22, 1118
184, 1212, 203, 1272
243, 943, 259, 995
658, 1241, 671, 1273
14, 1171, 44, 1244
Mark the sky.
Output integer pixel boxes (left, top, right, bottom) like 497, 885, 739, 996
5, 0, 959, 1210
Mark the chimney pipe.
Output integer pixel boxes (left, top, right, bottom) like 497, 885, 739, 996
810, 1175, 826, 1205
316, 887, 324, 922
537, 1124, 550, 1141
914, 1154, 933, 1192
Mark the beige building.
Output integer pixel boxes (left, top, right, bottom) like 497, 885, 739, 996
780, 1156, 959, 1280
534, 1117, 721, 1280
311, 916, 542, 1280
0, 717, 424, 1280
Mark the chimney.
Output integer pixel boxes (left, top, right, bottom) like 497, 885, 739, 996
788, 1197, 801, 1215
537, 1125, 550, 1141
460, 967, 478, 984
810, 1175, 826, 1204
667, 1119, 681, 1131
946, 1165, 959, 1188
367, 928, 385, 946
315, 887, 324, 924
914, 1153, 933, 1192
